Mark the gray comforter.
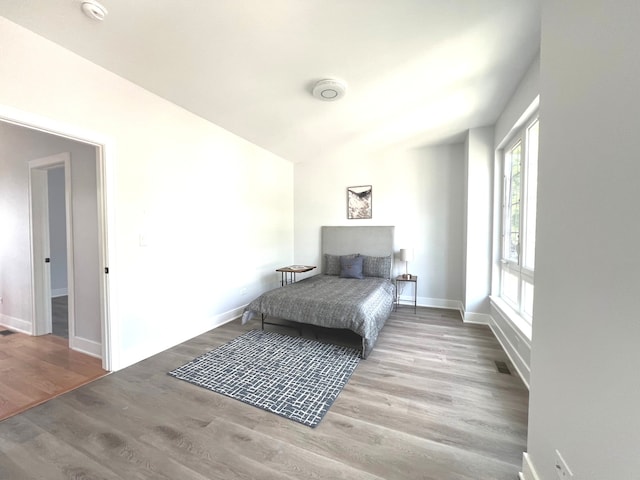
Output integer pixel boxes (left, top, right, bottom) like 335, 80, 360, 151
242, 274, 395, 357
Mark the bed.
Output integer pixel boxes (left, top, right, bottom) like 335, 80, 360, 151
242, 226, 395, 358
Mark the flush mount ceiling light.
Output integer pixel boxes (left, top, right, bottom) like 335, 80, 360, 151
312, 79, 347, 101
81, 0, 108, 21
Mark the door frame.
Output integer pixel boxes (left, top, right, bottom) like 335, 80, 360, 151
28, 154, 74, 339
1, 105, 114, 371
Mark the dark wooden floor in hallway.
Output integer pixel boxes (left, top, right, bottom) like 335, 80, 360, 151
0, 307, 528, 479
52, 295, 69, 339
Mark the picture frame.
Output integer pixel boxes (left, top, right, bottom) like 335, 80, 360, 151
347, 185, 372, 219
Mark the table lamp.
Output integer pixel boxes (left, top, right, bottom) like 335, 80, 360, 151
400, 248, 414, 279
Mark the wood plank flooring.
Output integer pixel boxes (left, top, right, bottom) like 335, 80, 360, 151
0, 331, 107, 421
52, 295, 69, 339
0, 308, 528, 479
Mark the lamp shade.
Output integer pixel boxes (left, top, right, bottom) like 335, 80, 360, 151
400, 248, 414, 262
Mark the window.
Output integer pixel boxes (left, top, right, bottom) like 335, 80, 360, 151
499, 115, 539, 323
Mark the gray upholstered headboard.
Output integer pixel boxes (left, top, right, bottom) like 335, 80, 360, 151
321, 226, 395, 270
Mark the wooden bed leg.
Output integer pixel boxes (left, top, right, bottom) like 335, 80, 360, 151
361, 337, 366, 359
261, 314, 265, 330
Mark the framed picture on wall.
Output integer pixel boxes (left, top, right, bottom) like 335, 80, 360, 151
347, 185, 372, 219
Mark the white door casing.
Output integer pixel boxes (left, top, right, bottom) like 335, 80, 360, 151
28, 153, 74, 338
1, 104, 113, 371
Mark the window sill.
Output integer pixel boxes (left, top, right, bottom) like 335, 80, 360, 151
489, 296, 532, 342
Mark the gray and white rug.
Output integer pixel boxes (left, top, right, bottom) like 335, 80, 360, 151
168, 329, 360, 427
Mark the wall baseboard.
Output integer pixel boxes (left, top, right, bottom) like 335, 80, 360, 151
70, 336, 102, 359
521, 453, 540, 480
488, 313, 531, 389
463, 312, 491, 324
0, 313, 32, 334
414, 297, 464, 312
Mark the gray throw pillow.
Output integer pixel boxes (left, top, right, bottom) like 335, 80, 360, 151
325, 253, 357, 275
340, 255, 364, 279
362, 255, 392, 279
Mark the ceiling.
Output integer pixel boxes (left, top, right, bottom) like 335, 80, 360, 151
0, 1, 540, 163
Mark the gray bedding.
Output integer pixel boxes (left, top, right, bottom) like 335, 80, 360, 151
242, 274, 395, 358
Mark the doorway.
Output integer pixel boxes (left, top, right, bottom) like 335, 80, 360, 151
48, 166, 69, 339
29, 147, 105, 361
0, 113, 112, 371
29, 154, 74, 341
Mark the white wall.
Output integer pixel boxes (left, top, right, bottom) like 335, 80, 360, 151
294, 143, 465, 310
524, 1, 640, 479
0, 18, 294, 370
462, 126, 494, 321
47, 167, 67, 296
494, 54, 540, 148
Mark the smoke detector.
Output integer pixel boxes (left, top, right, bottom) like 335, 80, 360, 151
312, 79, 347, 101
81, 0, 108, 21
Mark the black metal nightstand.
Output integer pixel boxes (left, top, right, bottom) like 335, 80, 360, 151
395, 275, 417, 313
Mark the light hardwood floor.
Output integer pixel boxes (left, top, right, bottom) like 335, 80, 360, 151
0, 308, 528, 479
0, 331, 107, 422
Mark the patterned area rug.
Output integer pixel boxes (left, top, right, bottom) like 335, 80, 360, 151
168, 330, 360, 427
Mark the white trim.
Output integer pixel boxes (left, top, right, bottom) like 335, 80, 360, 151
62, 158, 76, 352
495, 105, 539, 322
29, 154, 75, 341
520, 453, 541, 480
463, 312, 491, 325
94, 143, 113, 371
490, 295, 532, 340
415, 296, 464, 312
489, 319, 530, 390
28, 163, 53, 335
0, 314, 32, 334
51, 288, 69, 298
70, 336, 102, 358
397, 295, 464, 316
0, 104, 113, 148
488, 302, 531, 389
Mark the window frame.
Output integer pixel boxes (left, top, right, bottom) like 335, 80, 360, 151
498, 113, 539, 323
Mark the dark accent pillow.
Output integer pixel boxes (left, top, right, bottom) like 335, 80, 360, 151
325, 253, 357, 275
340, 255, 364, 279
362, 255, 392, 279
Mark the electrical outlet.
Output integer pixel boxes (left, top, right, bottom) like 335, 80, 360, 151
555, 449, 574, 479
